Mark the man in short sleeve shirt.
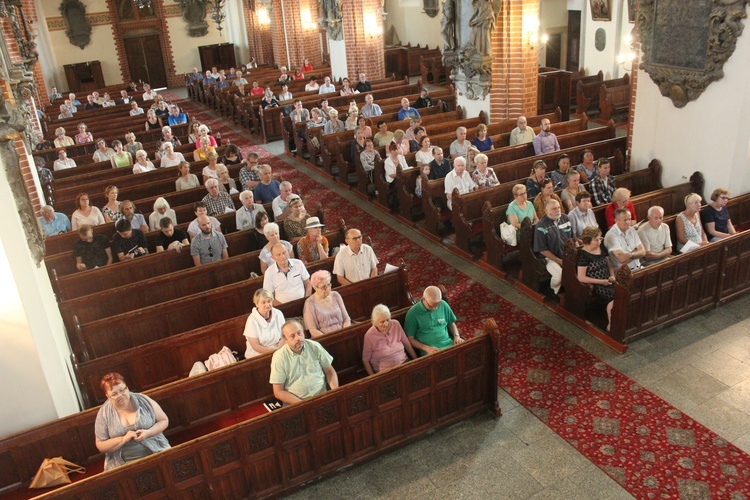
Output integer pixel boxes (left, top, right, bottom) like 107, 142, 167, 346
404, 286, 462, 356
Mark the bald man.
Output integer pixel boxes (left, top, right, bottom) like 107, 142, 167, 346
404, 286, 462, 356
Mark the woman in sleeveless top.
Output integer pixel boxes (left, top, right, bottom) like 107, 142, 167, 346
675, 193, 708, 251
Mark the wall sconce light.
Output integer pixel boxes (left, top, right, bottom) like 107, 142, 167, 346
617, 34, 636, 70
257, 6, 270, 26
300, 8, 316, 30
523, 14, 540, 49
363, 12, 382, 38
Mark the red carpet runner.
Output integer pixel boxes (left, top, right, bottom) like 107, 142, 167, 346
173, 94, 750, 498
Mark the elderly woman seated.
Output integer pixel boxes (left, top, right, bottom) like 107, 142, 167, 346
303, 270, 351, 339
243, 288, 286, 358
54, 127, 75, 148
605, 187, 637, 228
296, 217, 329, 264
576, 226, 616, 332
259, 222, 293, 274
362, 304, 417, 375
95, 372, 170, 471
149, 197, 177, 231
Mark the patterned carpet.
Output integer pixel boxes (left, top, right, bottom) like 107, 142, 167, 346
173, 94, 750, 498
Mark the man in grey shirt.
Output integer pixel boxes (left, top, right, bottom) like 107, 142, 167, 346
191, 215, 228, 266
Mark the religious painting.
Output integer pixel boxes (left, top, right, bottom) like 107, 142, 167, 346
627, 0, 636, 23
589, 0, 611, 21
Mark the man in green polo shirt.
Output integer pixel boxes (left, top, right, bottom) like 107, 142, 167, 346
269, 320, 339, 405
404, 286, 463, 356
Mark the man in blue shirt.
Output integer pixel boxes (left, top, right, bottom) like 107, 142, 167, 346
397, 97, 421, 121
38, 206, 71, 236
167, 105, 187, 125
253, 164, 281, 204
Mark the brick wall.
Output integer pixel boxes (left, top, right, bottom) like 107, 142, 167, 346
243, 0, 274, 66
341, 0, 385, 80
626, 28, 640, 169
490, 0, 539, 123
270, 0, 323, 72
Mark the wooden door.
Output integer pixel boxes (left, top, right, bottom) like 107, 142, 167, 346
124, 35, 168, 88
546, 33, 562, 69
566, 10, 581, 72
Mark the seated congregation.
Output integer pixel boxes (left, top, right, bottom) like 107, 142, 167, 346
15, 55, 749, 499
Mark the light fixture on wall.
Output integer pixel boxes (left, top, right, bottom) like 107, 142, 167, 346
617, 34, 636, 71
257, 6, 270, 26
133, 0, 153, 10
523, 14, 540, 49
301, 8, 316, 30
207, 0, 226, 34
363, 12, 382, 39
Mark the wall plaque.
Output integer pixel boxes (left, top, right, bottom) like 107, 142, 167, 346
639, 0, 750, 108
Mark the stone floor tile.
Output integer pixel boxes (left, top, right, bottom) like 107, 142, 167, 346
718, 378, 750, 413
685, 396, 750, 442
690, 350, 750, 387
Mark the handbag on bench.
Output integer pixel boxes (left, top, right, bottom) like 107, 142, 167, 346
29, 457, 86, 489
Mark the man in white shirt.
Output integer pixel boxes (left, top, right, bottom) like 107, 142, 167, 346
142, 83, 157, 101
604, 208, 646, 271
637, 205, 672, 265
444, 157, 477, 210
235, 190, 267, 231
187, 202, 221, 239
318, 76, 336, 94
263, 243, 311, 304
333, 228, 379, 285
272, 181, 300, 222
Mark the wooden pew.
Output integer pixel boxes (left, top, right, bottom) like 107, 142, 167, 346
1, 315, 499, 499
599, 81, 631, 121
73, 257, 337, 362
421, 131, 626, 236
571, 70, 602, 110
73, 266, 415, 407
577, 74, 629, 116
538, 67, 572, 121
59, 222, 347, 332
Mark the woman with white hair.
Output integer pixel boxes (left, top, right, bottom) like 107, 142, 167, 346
471, 153, 498, 188
243, 288, 286, 358
323, 109, 345, 135
159, 141, 185, 169
132, 150, 156, 174
195, 124, 217, 149
258, 222, 293, 274
362, 304, 417, 375
149, 197, 177, 231
303, 270, 351, 339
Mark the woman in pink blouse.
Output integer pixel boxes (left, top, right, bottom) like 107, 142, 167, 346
303, 270, 351, 339
362, 304, 417, 375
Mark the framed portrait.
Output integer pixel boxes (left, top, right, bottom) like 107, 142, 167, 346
589, 0, 611, 22
627, 0, 636, 23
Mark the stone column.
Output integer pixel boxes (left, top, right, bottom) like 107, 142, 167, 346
489, 0, 539, 122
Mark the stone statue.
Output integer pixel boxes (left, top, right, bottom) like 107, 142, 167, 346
468, 0, 496, 57
320, 0, 344, 41
441, 0, 456, 52
178, 0, 208, 37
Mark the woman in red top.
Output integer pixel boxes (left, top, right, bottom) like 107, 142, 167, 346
605, 187, 637, 228
301, 58, 313, 72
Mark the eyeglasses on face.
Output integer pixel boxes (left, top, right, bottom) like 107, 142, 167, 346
109, 387, 128, 398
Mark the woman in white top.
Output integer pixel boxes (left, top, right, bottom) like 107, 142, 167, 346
201, 150, 220, 183
415, 136, 433, 168
148, 197, 177, 231
175, 161, 200, 191
383, 142, 410, 184
391, 130, 410, 155
92, 139, 115, 163
132, 150, 156, 174
243, 289, 286, 358
71, 193, 105, 230
53, 149, 77, 171
277, 84, 293, 101
159, 142, 185, 169
258, 223, 293, 274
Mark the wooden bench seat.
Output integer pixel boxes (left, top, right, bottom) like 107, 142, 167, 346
571, 70, 602, 109
59, 222, 347, 333
2, 312, 499, 499
73, 266, 415, 407
599, 82, 631, 121
577, 74, 629, 116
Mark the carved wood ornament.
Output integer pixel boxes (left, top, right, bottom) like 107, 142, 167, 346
638, 0, 750, 108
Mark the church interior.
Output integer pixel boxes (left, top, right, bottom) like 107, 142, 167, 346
1, 0, 750, 497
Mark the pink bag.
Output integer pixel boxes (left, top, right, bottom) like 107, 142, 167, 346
204, 347, 237, 371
